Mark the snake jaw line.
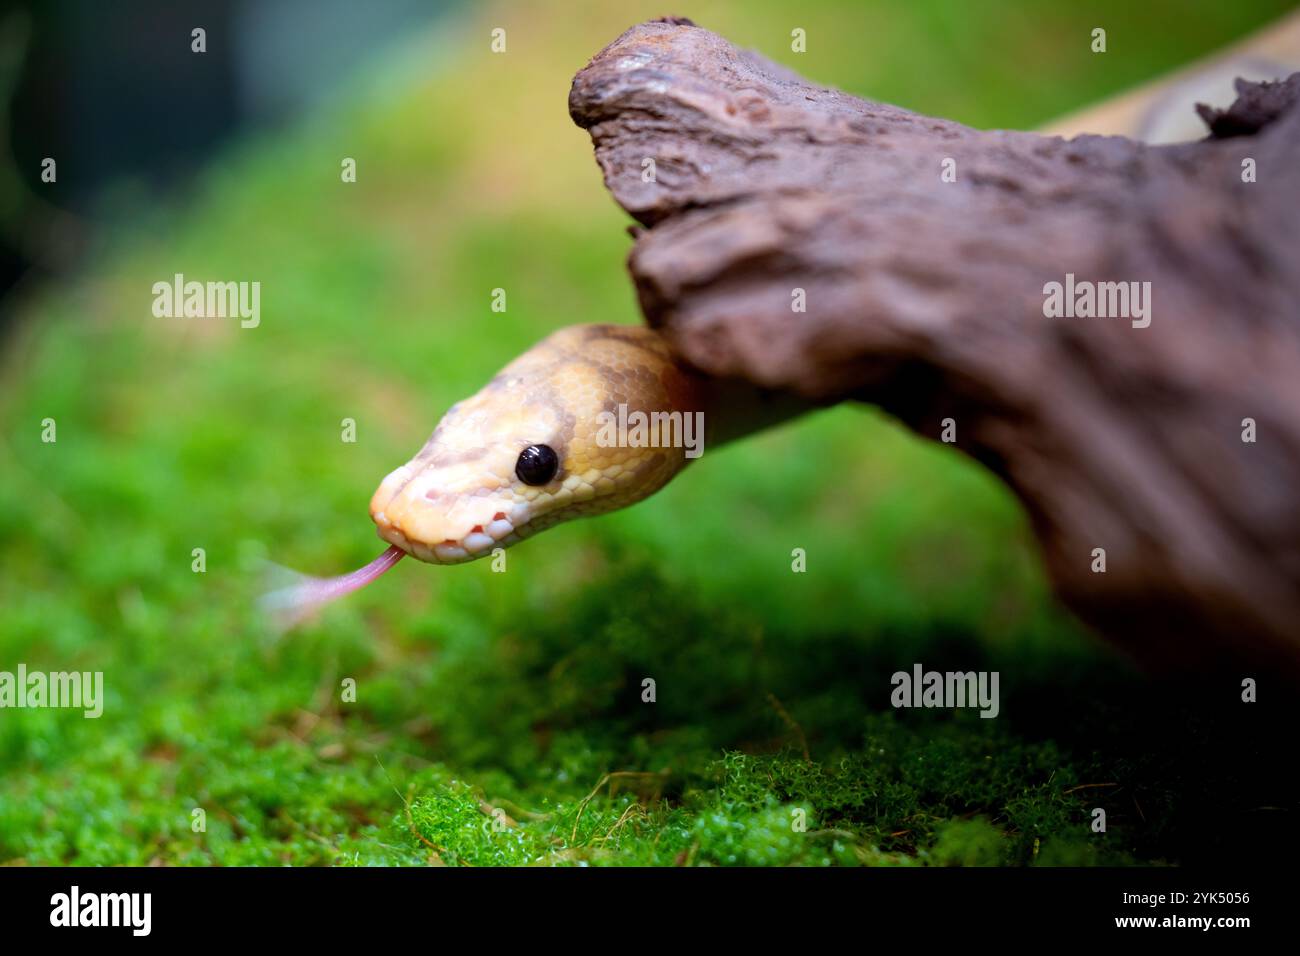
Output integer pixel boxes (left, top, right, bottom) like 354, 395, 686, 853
373, 489, 526, 564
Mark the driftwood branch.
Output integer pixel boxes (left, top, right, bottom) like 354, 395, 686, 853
569, 18, 1300, 674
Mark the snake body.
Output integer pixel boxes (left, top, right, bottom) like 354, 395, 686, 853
369, 324, 712, 564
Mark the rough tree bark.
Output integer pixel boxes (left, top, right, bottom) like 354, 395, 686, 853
568, 17, 1300, 675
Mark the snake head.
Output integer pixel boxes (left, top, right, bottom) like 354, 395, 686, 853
369, 324, 705, 564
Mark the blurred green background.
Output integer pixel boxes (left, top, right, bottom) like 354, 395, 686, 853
1, 0, 1296, 866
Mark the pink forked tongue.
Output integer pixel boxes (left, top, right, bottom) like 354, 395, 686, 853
259, 545, 405, 629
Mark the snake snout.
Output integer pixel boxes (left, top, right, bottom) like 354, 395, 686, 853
370, 462, 524, 564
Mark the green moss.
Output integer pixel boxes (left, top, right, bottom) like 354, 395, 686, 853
926, 818, 1007, 867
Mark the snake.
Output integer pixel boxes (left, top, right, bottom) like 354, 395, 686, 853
264, 323, 804, 622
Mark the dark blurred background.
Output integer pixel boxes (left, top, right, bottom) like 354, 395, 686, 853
1, 0, 462, 314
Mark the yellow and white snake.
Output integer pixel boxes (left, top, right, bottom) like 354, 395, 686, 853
265, 323, 797, 621
371, 322, 710, 563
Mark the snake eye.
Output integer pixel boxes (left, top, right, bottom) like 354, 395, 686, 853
515, 444, 559, 485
